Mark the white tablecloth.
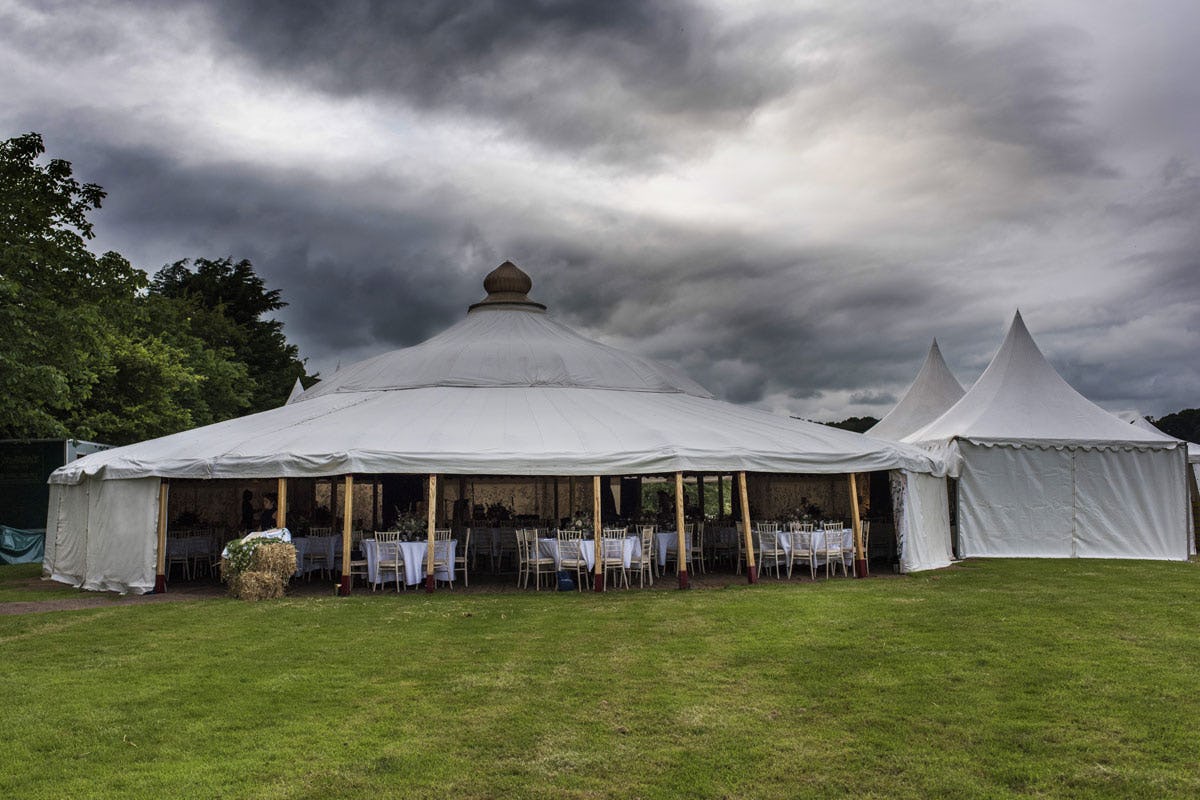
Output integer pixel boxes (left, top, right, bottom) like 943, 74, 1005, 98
363, 539, 456, 586
655, 531, 693, 567
167, 535, 217, 561
539, 536, 639, 571
292, 535, 341, 577
771, 529, 853, 564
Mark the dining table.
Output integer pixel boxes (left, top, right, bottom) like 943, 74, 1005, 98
654, 531, 693, 568
362, 538, 456, 587
291, 535, 341, 577
539, 535, 639, 571
775, 528, 854, 565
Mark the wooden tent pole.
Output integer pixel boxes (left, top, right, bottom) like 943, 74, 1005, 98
154, 479, 169, 593
276, 477, 288, 530
425, 475, 438, 592
371, 478, 379, 531
675, 471, 689, 589
592, 476, 604, 592
339, 475, 354, 595
739, 471, 757, 583
849, 473, 867, 578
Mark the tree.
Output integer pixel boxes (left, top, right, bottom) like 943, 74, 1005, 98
0, 132, 147, 438
150, 257, 313, 412
1152, 409, 1200, 443
1, 133, 310, 444
824, 416, 880, 434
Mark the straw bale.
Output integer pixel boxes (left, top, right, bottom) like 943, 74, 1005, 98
251, 542, 297, 581
230, 570, 286, 601
222, 541, 296, 600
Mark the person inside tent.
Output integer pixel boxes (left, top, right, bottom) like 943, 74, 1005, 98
259, 493, 277, 530
241, 490, 255, 531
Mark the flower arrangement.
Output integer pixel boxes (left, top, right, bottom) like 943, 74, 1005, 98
781, 497, 822, 523
485, 502, 513, 522
391, 508, 427, 540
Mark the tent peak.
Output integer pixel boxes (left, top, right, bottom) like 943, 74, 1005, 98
468, 260, 548, 313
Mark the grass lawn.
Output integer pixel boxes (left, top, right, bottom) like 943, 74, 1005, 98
2, 559, 1199, 799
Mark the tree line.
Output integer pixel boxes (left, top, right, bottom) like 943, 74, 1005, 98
0, 132, 314, 446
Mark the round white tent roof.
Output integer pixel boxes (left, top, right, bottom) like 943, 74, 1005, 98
52, 262, 941, 484
867, 340, 965, 441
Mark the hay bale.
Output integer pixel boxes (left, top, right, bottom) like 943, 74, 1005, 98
251, 542, 297, 582
222, 540, 297, 600
230, 570, 286, 601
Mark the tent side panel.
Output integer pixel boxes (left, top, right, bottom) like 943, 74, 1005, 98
900, 471, 953, 572
82, 477, 160, 593
42, 483, 63, 577
958, 442, 1074, 557
50, 481, 91, 586
1073, 446, 1189, 560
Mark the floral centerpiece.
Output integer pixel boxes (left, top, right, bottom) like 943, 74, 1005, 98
391, 508, 427, 541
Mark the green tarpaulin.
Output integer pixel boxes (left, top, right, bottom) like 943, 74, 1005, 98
0, 526, 44, 565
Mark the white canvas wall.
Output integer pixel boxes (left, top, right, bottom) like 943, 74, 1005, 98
1073, 446, 1188, 559
42, 482, 62, 577
48, 481, 91, 586
958, 441, 1188, 560
900, 471, 954, 572
82, 478, 160, 593
44, 477, 160, 594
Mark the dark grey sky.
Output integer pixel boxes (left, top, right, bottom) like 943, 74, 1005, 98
3, 0, 1197, 417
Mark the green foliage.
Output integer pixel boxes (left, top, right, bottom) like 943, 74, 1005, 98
0, 133, 146, 438
0, 132, 310, 444
150, 256, 311, 413
1152, 408, 1200, 443
221, 537, 262, 578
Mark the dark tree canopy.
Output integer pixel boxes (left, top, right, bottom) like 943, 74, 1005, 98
0, 132, 146, 438
150, 257, 312, 413
1152, 409, 1200, 443
824, 416, 880, 434
0, 132, 313, 444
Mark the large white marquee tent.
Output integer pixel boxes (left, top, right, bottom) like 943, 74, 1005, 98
867, 340, 965, 441
906, 312, 1191, 560
44, 263, 954, 593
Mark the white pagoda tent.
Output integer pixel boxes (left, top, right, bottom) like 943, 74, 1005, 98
1128, 416, 1200, 514
906, 312, 1190, 560
867, 340, 965, 441
45, 262, 953, 593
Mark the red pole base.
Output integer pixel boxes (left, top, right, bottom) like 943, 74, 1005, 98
747, 565, 759, 584
678, 571, 689, 590
338, 575, 351, 596
854, 558, 868, 578
593, 573, 605, 592
154, 574, 166, 593
425, 574, 435, 593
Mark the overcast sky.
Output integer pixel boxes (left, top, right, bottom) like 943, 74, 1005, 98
3, 0, 1197, 419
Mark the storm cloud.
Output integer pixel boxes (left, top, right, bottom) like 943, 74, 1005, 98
1, 0, 1197, 419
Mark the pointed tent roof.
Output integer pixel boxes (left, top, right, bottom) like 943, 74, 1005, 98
1128, 416, 1200, 464
284, 378, 305, 405
906, 312, 1175, 448
52, 262, 941, 484
867, 340, 964, 441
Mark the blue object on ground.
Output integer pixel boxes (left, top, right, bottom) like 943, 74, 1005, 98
0, 526, 45, 565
